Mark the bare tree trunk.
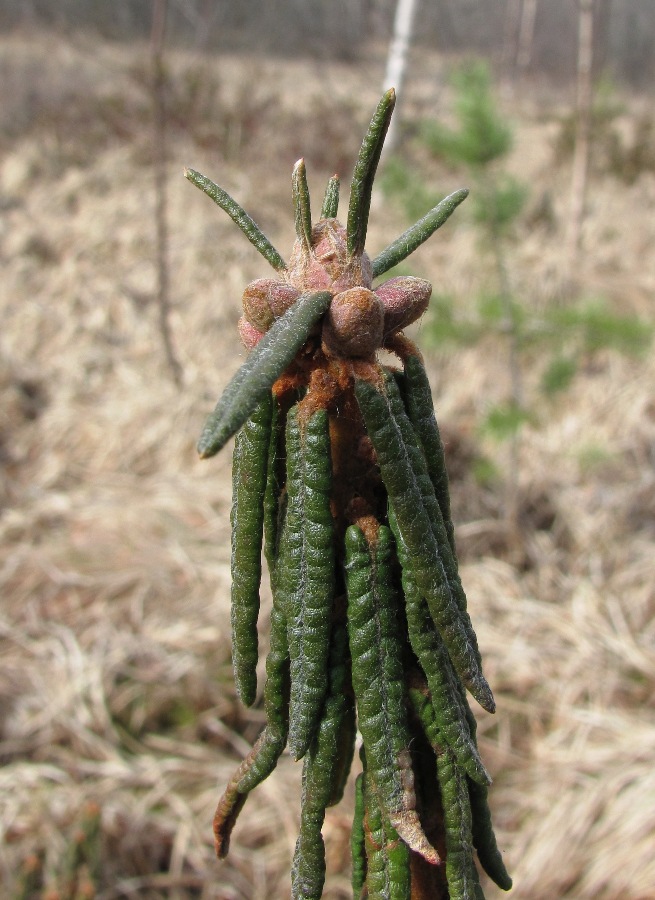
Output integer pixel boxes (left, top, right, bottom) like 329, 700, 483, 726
594, 0, 612, 74
516, 0, 538, 73
20, 0, 38, 27
501, 0, 523, 81
151, 0, 183, 387
566, 0, 596, 279
381, 0, 419, 158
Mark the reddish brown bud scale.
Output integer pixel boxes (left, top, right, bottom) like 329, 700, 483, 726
285, 219, 373, 295
238, 316, 266, 350
322, 287, 383, 359
242, 279, 301, 331
375, 276, 432, 336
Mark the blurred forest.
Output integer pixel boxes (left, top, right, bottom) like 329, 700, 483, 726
1, 0, 655, 85
1, 1, 654, 899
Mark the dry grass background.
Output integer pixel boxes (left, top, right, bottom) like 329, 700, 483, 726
1, 31, 654, 900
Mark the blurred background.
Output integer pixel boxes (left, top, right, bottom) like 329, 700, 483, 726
1, 1, 654, 898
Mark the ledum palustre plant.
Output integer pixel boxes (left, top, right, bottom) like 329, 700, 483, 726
185, 89, 512, 900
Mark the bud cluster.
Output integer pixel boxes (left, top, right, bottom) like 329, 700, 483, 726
239, 219, 431, 359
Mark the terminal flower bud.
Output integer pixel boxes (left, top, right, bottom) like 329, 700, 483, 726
322, 287, 383, 358
238, 316, 266, 350
375, 276, 432, 336
286, 219, 373, 295
242, 278, 300, 331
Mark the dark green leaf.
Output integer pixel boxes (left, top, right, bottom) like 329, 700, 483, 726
320, 175, 340, 219
361, 752, 411, 899
372, 188, 469, 278
197, 291, 332, 458
292, 158, 313, 252
354, 374, 494, 713
398, 353, 456, 554
345, 525, 438, 864
185, 167, 286, 271
389, 505, 490, 786
282, 407, 335, 760
347, 89, 396, 256
468, 777, 513, 891
436, 748, 481, 900
351, 773, 367, 896
291, 624, 350, 900
230, 397, 272, 706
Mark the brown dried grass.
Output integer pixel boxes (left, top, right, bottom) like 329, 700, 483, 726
1, 32, 654, 900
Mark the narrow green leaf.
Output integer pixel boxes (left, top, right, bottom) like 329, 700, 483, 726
381, 372, 487, 688
263, 397, 284, 581
291, 624, 350, 900
347, 88, 396, 256
451, 649, 512, 891
345, 525, 439, 864
326, 697, 356, 807
292, 158, 313, 251
436, 748, 481, 900
361, 754, 411, 900
213, 592, 289, 858
197, 290, 332, 458
354, 374, 494, 713
351, 773, 367, 897
389, 505, 490, 786
230, 397, 272, 706
185, 167, 287, 271
236, 597, 290, 795
372, 188, 469, 279
398, 353, 456, 555
468, 778, 513, 891
345, 525, 407, 810
282, 407, 335, 760
320, 174, 340, 219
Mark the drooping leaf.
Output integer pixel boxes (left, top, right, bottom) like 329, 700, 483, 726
230, 397, 272, 706
197, 290, 332, 458
354, 374, 494, 714
282, 407, 335, 760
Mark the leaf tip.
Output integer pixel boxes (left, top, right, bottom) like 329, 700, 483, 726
390, 809, 441, 866
476, 680, 496, 715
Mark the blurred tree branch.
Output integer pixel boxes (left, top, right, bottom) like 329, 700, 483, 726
566, 0, 596, 279
152, 0, 183, 387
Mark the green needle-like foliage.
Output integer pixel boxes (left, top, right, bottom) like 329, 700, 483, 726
189, 91, 511, 899
347, 88, 396, 256
293, 158, 313, 252
371, 188, 470, 279
320, 175, 340, 219
184, 167, 287, 271
230, 397, 272, 706
197, 290, 332, 457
